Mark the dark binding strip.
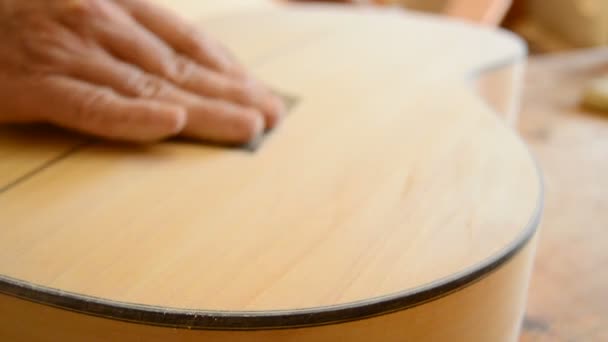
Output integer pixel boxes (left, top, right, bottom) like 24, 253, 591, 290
0, 165, 543, 330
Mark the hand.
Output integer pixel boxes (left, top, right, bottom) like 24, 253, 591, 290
444, 0, 512, 26
289, 0, 374, 4
0, 0, 285, 143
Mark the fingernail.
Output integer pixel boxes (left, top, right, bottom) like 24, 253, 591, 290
173, 107, 188, 133
164, 105, 187, 134
245, 114, 265, 143
264, 93, 287, 129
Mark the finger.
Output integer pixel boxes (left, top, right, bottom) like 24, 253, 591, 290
87, 8, 284, 129
180, 98, 265, 144
24, 75, 186, 142
114, 0, 242, 76
66, 53, 266, 143
85, 1, 176, 79
162, 55, 285, 129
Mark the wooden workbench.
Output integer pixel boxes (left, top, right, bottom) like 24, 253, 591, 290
518, 49, 608, 341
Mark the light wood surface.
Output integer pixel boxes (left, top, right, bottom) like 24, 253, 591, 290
0, 3, 541, 340
518, 48, 608, 342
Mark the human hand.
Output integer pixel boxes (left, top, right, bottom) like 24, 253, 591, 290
444, 0, 512, 26
289, 0, 374, 4
0, 0, 285, 143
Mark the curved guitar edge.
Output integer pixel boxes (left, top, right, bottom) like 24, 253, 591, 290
467, 31, 527, 128
0, 166, 543, 330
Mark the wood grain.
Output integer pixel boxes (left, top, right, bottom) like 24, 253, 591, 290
0, 5, 539, 312
0, 3, 542, 340
518, 49, 608, 341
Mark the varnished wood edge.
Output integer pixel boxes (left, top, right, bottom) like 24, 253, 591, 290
0, 160, 543, 331
0, 18, 539, 331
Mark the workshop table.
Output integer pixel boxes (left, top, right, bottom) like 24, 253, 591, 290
519, 48, 608, 341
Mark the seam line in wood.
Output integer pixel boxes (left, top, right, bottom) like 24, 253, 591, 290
0, 140, 92, 196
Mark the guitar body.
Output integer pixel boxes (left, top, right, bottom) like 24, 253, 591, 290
0, 3, 541, 341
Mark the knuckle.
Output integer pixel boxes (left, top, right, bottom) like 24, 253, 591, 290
166, 56, 197, 85
126, 72, 171, 98
74, 87, 149, 140
74, 87, 113, 123
19, 19, 63, 59
17, 17, 93, 70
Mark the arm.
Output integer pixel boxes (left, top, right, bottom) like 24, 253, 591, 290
289, 0, 512, 25
444, 0, 513, 26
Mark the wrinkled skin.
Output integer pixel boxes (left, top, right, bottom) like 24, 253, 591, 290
0, 0, 285, 143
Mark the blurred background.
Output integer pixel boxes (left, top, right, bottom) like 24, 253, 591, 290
288, 0, 608, 53
387, 2, 608, 341
288, 1, 608, 341
398, 0, 608, 53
